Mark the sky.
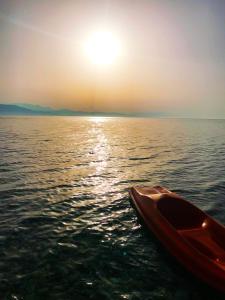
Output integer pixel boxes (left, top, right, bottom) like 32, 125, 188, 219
0, 0, 225, 118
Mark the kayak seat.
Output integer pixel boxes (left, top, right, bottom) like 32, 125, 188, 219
179, 227, 225, 265
157, 194, 206, 230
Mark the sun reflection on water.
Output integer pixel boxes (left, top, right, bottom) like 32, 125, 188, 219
89, 116, 110, 123
87, 118, 119, 196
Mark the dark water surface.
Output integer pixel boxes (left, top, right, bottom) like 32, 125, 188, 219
0, 116, 225, 300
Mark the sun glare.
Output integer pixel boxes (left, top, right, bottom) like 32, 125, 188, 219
84, 31, 121, 66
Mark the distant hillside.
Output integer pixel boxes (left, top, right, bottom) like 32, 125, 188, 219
0, 103, 125, 116
0, 104, 40, 115
0, 103, 166, 117
15, 103, 56, 113
0, 104, 90, 116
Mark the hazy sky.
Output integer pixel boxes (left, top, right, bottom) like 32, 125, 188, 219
0, 0, 225, 117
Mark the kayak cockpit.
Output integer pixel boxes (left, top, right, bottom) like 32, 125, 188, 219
157, 194, 206, 230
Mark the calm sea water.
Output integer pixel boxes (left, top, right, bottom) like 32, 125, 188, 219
0, 116, 225, 300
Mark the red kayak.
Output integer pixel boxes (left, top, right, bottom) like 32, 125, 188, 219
129, 186, 225, 292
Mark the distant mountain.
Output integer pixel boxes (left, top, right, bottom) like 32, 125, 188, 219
0, 104, 39, 115
15, 103, 56, 113
0, 103, 167, 117
0, 103, 82, 116
0, 103, 127, 117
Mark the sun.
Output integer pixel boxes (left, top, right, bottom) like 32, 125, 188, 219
84, 31, 121, 66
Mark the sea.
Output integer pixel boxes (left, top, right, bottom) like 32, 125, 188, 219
0, 116, 225, 300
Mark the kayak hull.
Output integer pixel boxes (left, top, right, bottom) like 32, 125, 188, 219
129, 186, 225, 293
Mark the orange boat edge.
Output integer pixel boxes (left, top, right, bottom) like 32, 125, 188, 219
129, 186, 225, 293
